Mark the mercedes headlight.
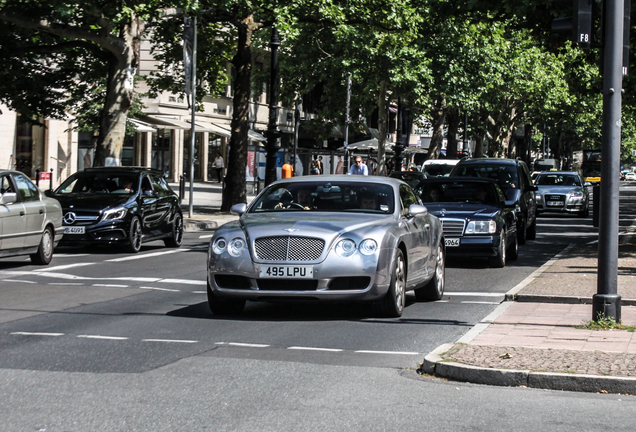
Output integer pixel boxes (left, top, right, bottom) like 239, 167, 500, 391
228, 238, 246, 257
465, 220, 497, 234
212, 237, 227, 255
102, 207, 127, 221
359, 239, 378, 256
335, 239, 357, 257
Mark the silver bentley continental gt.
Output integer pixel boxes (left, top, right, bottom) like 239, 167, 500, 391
207, 175, 445, 317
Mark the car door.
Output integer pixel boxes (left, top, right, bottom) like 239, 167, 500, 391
149, 174, 173, 233
140, 174, 161, 233
0, 174, 27, 251
13, 173, 46, 248
399, 184, 430, 284
519, 163, 537, 225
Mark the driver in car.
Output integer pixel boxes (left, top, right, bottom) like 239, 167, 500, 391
275, 187, 313, 210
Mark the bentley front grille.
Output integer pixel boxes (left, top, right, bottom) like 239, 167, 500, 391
441, 218, 466, 237
254, 236, 325, 261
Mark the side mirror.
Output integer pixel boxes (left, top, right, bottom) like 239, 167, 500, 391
528, 185, 538, 192
503, 200, 517, 209
43, 189, 53, 197
408, 204, 428, 216
230, 203, 247, 216
0, 192, 18, 205
584, 182, 592, 187
143, 189, 156, 197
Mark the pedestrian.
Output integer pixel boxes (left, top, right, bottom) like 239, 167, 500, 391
336, 155, 344, 174
348, 156, 368, 175
317, 156, 324, 174
309, 157, 320, 175
213, 152, 224, 183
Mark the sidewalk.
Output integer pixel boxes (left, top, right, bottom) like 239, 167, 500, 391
177, 181, 636, 394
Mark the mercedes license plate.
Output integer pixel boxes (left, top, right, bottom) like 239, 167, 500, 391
445, 238, 460, 247
259, 265, 314, 279
64, 226, 85, 234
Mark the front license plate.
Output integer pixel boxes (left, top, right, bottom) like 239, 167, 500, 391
445, 238, 460, 247
259, 265, 314, 279
547, 201, 563, 207
64, 226, 85, 234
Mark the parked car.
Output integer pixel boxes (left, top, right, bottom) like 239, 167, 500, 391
534, 171, 590, 218
625, 172, 636, 181
46, 167, 183, 252
388, 170, 426, 189
0, 170, 64, 264
422, 159, 460, 177
450, 158, 537, 245
206, 176, 445, 317
415, 177, 518, 267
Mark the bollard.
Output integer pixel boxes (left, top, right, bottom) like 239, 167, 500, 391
281, 163, 293, 178
179, 174, 185, 204
49, 168, 53, 191
35, 169, 40, 187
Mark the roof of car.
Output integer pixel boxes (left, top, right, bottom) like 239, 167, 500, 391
455, 157, 522, 166
82, 166, 163, 175
535, 171, 579, 176
271, 174, 403, 186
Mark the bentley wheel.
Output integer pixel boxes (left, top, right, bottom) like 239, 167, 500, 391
415, 242, 445, 301
127, 216, 142, 253
377, 249, 406, 317
207, 279, 245, 316
164, 212, 183, 247
489, 229, 506, 268
30, 226, 54, 265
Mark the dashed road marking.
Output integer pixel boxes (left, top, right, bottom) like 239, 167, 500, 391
354, 350, 419, 355
34, 263, 95, 272
139, 286, 180, 292
106, 249, 188, 262
11, 332, 64, 337
77, 335, 129, 340
92, 284, 129, 288
143, 339, 198, 344
288, 346, 344, 352
2, 279, 36, 284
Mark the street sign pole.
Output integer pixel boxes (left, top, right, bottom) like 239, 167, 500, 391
594, 0, 623, 322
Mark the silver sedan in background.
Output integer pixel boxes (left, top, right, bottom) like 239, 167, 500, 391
207, 176, 445, 317
0, 170, 64, 264
534, 171, 590, 218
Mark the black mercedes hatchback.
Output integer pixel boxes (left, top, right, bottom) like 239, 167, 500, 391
47, 167, 183, 252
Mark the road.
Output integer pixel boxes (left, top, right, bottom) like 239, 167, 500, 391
0, 184, 635, 431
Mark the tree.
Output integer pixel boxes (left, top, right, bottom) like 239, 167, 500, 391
0, 0, 175, 166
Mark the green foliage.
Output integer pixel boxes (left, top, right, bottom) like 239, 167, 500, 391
577, 314, 636, 332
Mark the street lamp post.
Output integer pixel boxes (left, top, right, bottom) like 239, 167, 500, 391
264, 26, 281, 186
594, 0, 624, 322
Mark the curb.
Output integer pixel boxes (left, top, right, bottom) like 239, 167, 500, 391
421, 343, 636, 394
508, 293, 636, 306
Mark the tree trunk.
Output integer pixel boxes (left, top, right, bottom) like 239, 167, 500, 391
446, 106, 459, 159
221, 16, 256, 211
94, 17, 144, 166
376, 80, 388, 176
425, 96, 447, 161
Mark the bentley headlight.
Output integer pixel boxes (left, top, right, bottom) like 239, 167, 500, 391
359, 239, 378, 256
465, 220, 497, 234
335, 239, 356, 257
228, 238, 246, 257
212, 237, 227, 254
102, 207, 127, 221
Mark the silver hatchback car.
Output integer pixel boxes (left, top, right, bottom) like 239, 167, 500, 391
0, 170, 64, 264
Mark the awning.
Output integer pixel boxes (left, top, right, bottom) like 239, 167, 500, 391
128, 118, 156, 133
187, 120, 231, 138
140, 115, 212, 133
212, 124, 267, 142
339, 138, 394, 151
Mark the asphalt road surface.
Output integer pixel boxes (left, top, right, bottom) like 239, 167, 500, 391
0, 184, 634, 431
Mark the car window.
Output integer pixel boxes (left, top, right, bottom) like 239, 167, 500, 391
13, 173, 40, 202
453, 164, 518, 189
399, 184, 419, 216
141, 176, 154, 194
250, 181, 394, 213
56, 172, 138, 194
1, 175, 15, 194
418, 181, 498, 206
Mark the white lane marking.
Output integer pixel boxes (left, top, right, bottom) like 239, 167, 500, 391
354, 350, 420, 355
139, 286, 180, 292
34, 263, 95, 272
199, 234, 214, 239
287, 346, 344, 352
460, 301, 501, 305
444, 292, 504, 297
53, 254, 90, 258
159, 278, 206, 286
2, 279, 36, 284
77, 335, 129, 340
192, 291, 206, 294
92, 284, 129, 288
223, 342, 271, 348
11, 332, 64, 337
48, 282, 85, 286
143, 339, 198, 344
106, 249, 189, 262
